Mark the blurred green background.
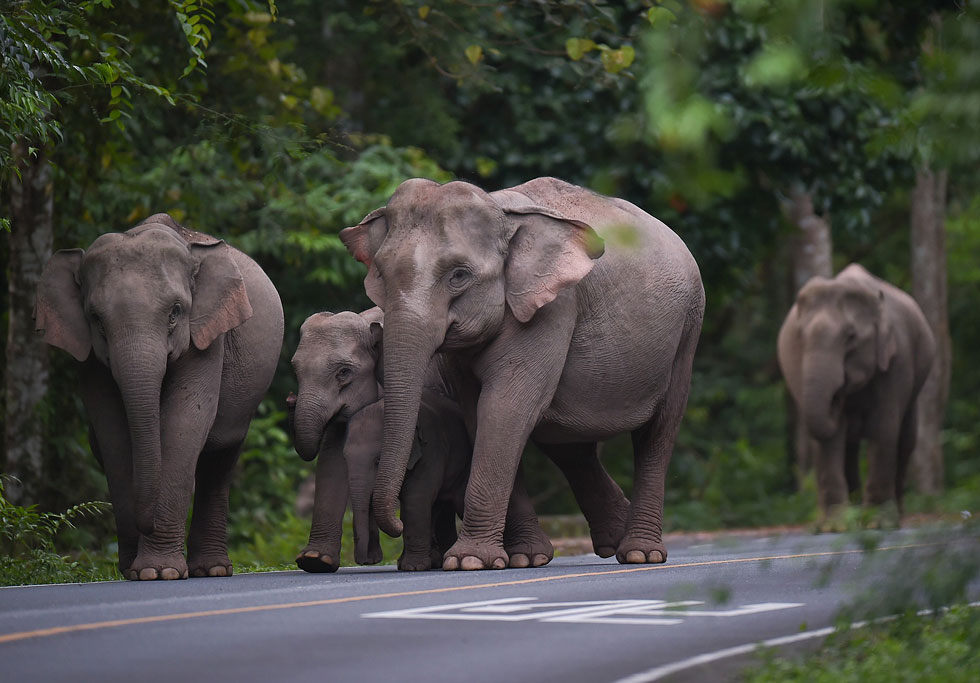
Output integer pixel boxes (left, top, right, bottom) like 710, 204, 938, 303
1, 0, 978, 577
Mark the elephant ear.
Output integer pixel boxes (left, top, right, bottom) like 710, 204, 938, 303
503, 206, 604, 323
188, 241, 253, 350
875, 290, 898, 372
34, 249, 91, 362
340, 208, 388, 309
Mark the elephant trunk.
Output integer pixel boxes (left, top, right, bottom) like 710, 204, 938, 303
801, 350, 845, 442
110, 332, 166, 536
373, 306, 441, 538
292, 387, 333, 462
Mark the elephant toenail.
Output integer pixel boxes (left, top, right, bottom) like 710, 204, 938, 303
491, 558, 507, 570
532, 554, 550, 567
648, 551, 665, 563
461, 556, 484, 570
625, 550, 647, 564
443, 556, 460, 571
208, 566, 227, 577
139, 567, 159, 580
160, 567, 180, 580
509, 554, 530, 568
304, 551, 319, 558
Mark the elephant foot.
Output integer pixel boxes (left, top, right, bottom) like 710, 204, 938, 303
442, 539, 508, 571
126, 552, 189, 581
588, 507, 629, 558
615, 536, 667, 565
187, 554, 234, 578
398, 553, 437, 571
504, 526, 554, 569
864, 502, 901, 530
295, 548, 340, 574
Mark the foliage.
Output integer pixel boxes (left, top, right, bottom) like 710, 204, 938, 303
746, 605, 980, 683
0, 476, 116, 586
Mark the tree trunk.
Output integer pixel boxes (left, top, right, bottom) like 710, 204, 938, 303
4, 142, 54, 505
783, 189, 833, 481
909, 165, 950, 495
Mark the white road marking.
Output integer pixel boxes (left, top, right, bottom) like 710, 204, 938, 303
362, 597, 803, 625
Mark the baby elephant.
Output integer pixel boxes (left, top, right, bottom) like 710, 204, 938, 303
289, 309, 471, 571
778, 264, 935, 528
35, 214, 284, 580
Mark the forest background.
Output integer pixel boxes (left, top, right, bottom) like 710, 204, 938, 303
1, 0, 978, 575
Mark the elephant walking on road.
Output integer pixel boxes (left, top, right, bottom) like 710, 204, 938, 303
777, 264, 936, 527
35, 214, 284, 580
340, 176, 705, 570
289, 309, 552, 572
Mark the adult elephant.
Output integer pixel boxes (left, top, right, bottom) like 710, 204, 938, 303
340, 177, 705, 570
778, 264, 935, 528
35, 214, 283, 580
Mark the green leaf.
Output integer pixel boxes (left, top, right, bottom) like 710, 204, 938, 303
601, 46, 635, 74
647, 7, 676, 28
110, 85, 121, 98
465, 44, 483, 65
565, 37, 597, 61
418, 5, 430, 20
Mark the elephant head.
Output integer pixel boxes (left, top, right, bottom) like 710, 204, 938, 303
785, 264, 897, 441
339, 178, 603, 536
34, 216, 252, 534
289, 311, 383, 462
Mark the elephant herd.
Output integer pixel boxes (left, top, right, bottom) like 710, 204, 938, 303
34, 176, 935, 581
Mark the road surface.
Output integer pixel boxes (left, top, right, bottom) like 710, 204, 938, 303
0, 527, 969, 682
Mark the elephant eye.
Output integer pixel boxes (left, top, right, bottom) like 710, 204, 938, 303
336, 367, 353, 383
168, 303, 181, 327
448, 267, 472, 288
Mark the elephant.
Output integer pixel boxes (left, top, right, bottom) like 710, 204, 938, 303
34, 214, 284, 580
339, 176, 705, 570
289, 308, 552, 572
777, 264, 936, 527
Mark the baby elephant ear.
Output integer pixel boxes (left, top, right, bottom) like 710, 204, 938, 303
189, 242, 253, 350
503, 206, 604, 323
340, 208, 388, 309
35, 249, 92, 362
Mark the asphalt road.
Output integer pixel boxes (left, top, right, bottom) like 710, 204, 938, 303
0, 527, 972, 682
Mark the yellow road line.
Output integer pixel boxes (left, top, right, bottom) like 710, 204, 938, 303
0, 543, 930, 645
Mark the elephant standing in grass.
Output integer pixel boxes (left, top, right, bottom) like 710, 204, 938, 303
778, 264, 935, 528
340, 176, 705, 570
35, 214, 283, 580
289, 309, 552, 572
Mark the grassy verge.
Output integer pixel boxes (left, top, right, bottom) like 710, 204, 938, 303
745, 605, 980, 683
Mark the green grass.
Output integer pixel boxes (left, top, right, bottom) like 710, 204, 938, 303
745, 605, 980, 683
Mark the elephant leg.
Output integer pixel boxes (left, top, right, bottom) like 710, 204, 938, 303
398, 485, 437, 572
297, 445, 349, 573
128, 347, 223, 581
186, 443, 241, 577
502, 464, 554, 568
537, 441, 629, 558
814, 424, 849, 530
844, 420, 862, 499
444, 392, 546, 571
431, 501, 458, 566
617, 328, 698, 565
79, 360, 138, 574
894, 409, 918, 514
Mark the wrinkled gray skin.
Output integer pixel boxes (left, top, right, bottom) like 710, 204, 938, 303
778, 264, 935, 525
35, 214, 283, 580
289, 309, 553, 571
340, 177, 705, 570
346, 393, 471, 571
